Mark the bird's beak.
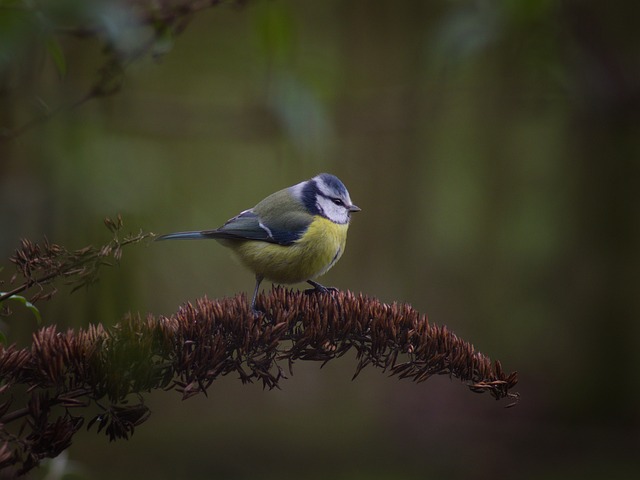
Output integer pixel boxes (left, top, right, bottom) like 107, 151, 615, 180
348, 204, 361, 213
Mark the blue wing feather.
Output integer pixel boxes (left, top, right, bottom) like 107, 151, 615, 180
158, 188, 314, 246
201, 210, 305, 245
155, 231, 206, 241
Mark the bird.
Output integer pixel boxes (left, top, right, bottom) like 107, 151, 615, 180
156, 173, 360, 314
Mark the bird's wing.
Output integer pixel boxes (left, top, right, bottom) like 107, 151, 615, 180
201, 209, 310, 246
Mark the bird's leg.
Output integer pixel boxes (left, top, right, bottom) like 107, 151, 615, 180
306, 279, 339, 295
250, 274, 264, 317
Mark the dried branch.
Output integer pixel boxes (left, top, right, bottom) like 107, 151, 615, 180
0, 0, 249, 141
0, 288, 518, 475
0, 215, 152, 305
55, 0, 236, 38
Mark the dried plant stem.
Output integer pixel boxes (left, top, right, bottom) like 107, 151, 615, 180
0, 273, 58, 303
0, 220, 152, 304
0, 288, 518, 475
0, 0, 245, 141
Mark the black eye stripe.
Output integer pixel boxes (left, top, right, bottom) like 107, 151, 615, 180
318, 193, 344, 205
302, 180, 321, 215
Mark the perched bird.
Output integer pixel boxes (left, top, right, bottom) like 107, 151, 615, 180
156, 173, 360, 314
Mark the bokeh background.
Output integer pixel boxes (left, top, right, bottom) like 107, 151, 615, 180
1, 0, 639, 478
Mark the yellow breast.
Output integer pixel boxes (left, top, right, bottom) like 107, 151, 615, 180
225, 216, 349, 284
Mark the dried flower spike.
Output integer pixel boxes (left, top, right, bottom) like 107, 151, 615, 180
0, 287, 517, 475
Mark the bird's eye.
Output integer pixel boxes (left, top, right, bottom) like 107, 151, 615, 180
332, 198, 344, 206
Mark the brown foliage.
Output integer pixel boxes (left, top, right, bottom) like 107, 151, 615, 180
0, 288, 518, 475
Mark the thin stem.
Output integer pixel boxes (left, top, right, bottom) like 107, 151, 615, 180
0, 272, 58, 303
0, 388, 92, 425
0, 233, 151, 303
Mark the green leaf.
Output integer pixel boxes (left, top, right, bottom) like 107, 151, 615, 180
151, 23, 174, 59
0, 330, 5, 345
0, 293, 42, 324
46, 35, 66, 77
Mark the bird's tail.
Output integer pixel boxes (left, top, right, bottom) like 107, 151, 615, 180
155, 231, 208, 241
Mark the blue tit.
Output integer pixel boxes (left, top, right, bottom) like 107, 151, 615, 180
156, 173, 360, 314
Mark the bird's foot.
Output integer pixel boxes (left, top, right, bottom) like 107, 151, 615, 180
305, 280, 339, 295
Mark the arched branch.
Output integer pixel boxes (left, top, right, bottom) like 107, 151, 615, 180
0, 288, 518, 475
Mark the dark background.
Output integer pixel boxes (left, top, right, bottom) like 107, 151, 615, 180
1, 1, 639, 478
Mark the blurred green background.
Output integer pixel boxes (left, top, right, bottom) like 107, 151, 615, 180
1, 0, 639, 478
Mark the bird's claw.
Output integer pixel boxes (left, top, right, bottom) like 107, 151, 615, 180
305, 281, 338, 296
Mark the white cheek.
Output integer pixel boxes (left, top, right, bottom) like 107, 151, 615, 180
317, 196, 349, 224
